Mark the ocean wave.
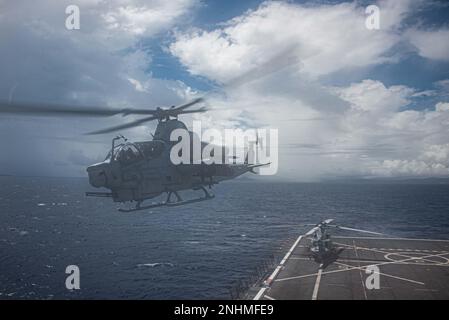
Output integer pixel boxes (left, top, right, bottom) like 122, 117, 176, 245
137, 262, 174, 268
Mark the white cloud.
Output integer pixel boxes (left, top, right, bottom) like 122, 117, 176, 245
335, 79, 413, 113
435, 102, 449, 112
102, 0, 197, 36
407, 28, 449, 62
170, 0, 411, 80
0, 0, 198, 176
167, 0, 449, 180
128, 77, 149, 92
201, 77, 449, 181
334, 80, 449, 178
1, 0, 447, 180
373, 144, 449, 177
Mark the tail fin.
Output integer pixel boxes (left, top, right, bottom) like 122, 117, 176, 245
245, 133, 261, 165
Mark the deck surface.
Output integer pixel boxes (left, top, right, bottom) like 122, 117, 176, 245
251, 236, 449, 300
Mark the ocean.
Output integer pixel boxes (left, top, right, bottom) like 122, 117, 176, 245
0, 176, 448, 299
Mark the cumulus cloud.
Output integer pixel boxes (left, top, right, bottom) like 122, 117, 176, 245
373, 144, 449, 177
170, 0, 412, 80
334, 81, 449, 178
102, 0, 196, 36
1, 0, 448, 180
407, 28, 449, 62
335, 79, 414, 113
436, 102, 449, 112
167, 0, 449, 180
0, 0, 198, 176
197, 77, 449, 180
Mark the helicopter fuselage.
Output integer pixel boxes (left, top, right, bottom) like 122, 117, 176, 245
86, 119, 257, 204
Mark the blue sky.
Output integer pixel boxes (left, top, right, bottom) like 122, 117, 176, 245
0, 0, 448, 180
148, 0, 449, 107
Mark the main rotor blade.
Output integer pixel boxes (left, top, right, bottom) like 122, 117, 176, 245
1, 45, 299, 120
122, 98, 205, 116
173, 98, 204, 111
88, 107, 208, 135
86, 115, 158, 135
334, 226, 385, 236
175, 107, 208, 115
0, 101, 123, 117
0, 98, 205, 118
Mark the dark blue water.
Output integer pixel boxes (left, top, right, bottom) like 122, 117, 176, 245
0, 176, 448, 299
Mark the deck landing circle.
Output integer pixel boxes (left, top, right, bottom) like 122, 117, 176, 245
385, 251, 449, 266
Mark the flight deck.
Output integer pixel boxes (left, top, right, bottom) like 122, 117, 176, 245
248, 235, 449, 300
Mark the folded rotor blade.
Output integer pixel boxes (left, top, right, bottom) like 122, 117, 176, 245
305, 226, 320, 236
335, 226, 385, 236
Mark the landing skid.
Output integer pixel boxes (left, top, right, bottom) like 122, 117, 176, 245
118, 186, 215, 212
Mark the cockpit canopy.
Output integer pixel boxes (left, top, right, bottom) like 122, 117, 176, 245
113, 143, 143, 164
104, 143, 142, 164
105, 141, 165, 164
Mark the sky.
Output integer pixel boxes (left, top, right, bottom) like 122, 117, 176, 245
0, 0, 448, 181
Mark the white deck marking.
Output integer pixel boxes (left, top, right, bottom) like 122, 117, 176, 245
253, 234, 304, 300
258, 234, 449, 299
290, 257, 392, 264
334, 242, 448, 266
414, 289, 439, 292
280, 235, 304, 265
336, 243, 449, 268
334, 261, 425, 285
275, 251, 449, 282
253, 287, 267, 300
265, 266, 282, 285
353, 240, 368, 300
334, 236, 449, 242
264, 295, 276, 300
311, 267, 323, 300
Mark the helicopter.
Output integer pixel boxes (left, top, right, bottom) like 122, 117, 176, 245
302, 219, 385, 267
0, 46, 303, 211
0, 98, 268, 212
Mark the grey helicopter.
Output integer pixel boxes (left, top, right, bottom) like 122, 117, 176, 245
0, 46, 303, 211
303, 219, 385, 267
0, 98, 268, 212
